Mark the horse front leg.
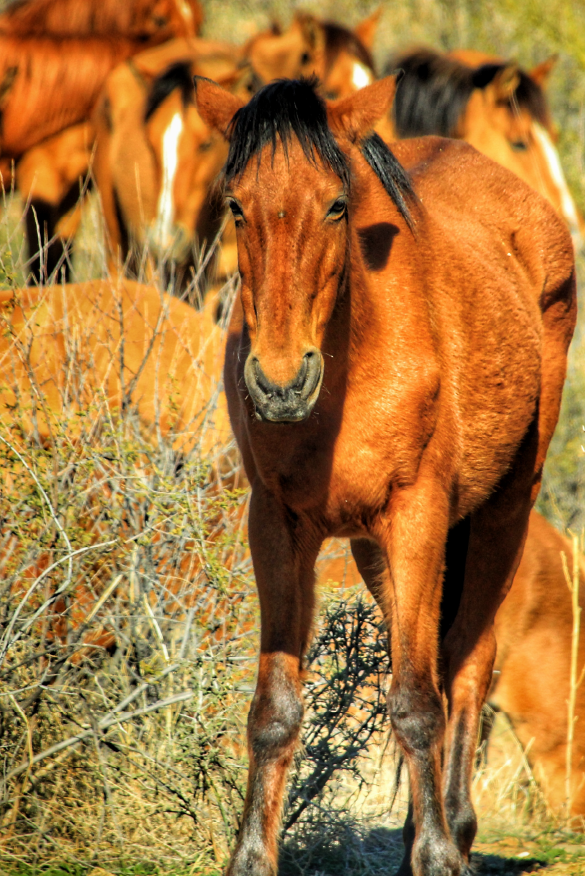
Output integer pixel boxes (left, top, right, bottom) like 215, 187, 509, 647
373, 479, 465, 876
227, 483, 322, 876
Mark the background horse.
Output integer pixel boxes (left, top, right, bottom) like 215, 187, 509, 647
245, 10, 379, 99
193, 74, 575, 876
383, 47, 585, 249
0, 0, 203, 282
0, 279, 228, 452
490, 510, 585, 816
92, 44, 256, 295
0, 0, 203, 41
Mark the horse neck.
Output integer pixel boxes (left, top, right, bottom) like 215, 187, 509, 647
344, 150, 414, 344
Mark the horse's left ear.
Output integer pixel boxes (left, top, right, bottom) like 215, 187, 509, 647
354, 7, 382, 51
327, 74, 400, 142
193, 77, 245, 138
530, 55, 558, 88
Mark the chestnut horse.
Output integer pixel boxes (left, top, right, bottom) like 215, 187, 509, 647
193, 75, 576, 875
0, 0, 203, 40
92, 45, 256, 291
0, 279, 229, 452
383, 48, 585, 249
489, 510, 585, 816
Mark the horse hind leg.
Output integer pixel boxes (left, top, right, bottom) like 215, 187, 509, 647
441, 424, 539, 860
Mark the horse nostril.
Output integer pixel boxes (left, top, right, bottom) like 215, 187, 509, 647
299, 349, 322, 399
252, 358, 273, 396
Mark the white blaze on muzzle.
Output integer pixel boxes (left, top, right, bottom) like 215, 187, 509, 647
532, 121, 583, 251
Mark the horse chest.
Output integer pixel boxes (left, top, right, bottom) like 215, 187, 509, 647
249, 389, 431, 535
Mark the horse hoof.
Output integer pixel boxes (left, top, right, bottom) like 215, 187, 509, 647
227, 845, 275, 876
411, 836, 465, 876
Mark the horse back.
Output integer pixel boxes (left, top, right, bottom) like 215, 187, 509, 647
394, 135, 575, 302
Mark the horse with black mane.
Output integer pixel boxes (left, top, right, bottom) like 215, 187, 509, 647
192, 74, 575, 876
383, 47, 585, 248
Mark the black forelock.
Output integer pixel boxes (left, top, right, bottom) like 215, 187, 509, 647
224, 77, 416, 227
225, 77, 349, 187
145, 61, 194, 122
322, 21, 376, 75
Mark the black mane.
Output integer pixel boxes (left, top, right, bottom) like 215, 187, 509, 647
386, 48, 549, 138
224, 77, 416, 226
145, 61, 194, 122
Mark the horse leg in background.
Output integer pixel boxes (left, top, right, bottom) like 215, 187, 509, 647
17, 124, 92, 283
228, 482, 322, 876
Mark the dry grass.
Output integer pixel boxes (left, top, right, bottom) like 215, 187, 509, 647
1, 0, 585, 872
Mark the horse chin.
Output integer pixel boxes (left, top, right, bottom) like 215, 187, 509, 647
253, 398, 317, 424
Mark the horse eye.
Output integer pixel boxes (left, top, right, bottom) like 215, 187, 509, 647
511, 140, 529, 151
199, 140, 213, 152
227, 199, 244, 223
327, 199, 347, 220
300, 52, 312, 65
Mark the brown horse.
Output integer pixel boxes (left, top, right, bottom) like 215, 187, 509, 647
0, 279, 229, 452
490, 510, 585, 816
383, 48, 585, 249
0, 0, 203, 41
193, 74, 576, 875
92, 43, 255, 291
245, 10, 379, 99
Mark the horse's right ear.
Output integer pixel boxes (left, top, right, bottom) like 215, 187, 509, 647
354, 7, 382, 52
193, 77, 245, 139
327, 74, 400, 142
530, 55, 558, 88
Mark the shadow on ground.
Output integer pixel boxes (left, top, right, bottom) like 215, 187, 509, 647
280, 822, 546, 876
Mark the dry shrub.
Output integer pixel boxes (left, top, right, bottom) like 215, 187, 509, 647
0, 283, 396, 874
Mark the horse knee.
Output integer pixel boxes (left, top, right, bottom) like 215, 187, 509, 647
248, 669, 303, 762
389, 686, 445, 755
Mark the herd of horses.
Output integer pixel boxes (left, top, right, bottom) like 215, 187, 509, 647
0, 1, 584, 874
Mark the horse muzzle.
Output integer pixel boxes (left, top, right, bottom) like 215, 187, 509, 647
244, 349, 324, 423
146, 222, 192, 264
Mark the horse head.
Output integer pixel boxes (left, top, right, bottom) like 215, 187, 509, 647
452, 52, 585, 250
244, 12, 377, 100
194, 75, 404, 423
